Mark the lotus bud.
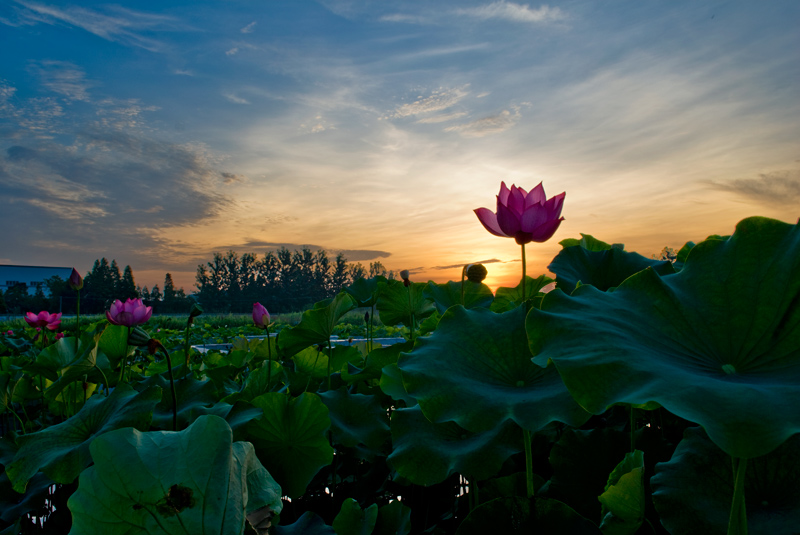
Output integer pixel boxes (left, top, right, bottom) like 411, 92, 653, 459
400, 269, 410, 287
189, 303, 204, 318
127, 326, 152, 347
364, 311, 370, 324
252, 302, 270, 329
466, 263, 488, 283
68, 268, 84, 290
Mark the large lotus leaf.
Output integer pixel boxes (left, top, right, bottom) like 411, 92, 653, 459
455, 496, 602, 535
559, 234, 620, 251
332, 498, 378, 535
398, 305, 590, 433
0, 471, 55, 523
490, 275, 553, 313
246, 392, 333, 498
376, 280, 436, 327
344, 276, 387, 307
379, 363, 417, 407
274, 512, 336, 535
598, 450, 645, 535
26, 336, 81, 381
189, 400, 263, 442
651, 427, 800, 535
6, 384, 161, 493
97, 324, 134, 369
67, 415, 282, 535
528, 217, 800, 458
44, 341, 112, 400
224, 361, 284, 403
388, 406, 521, 485
318, 388, 389, 454
145, 374, 218, 430
424, 280, 494, 314
278, 292, 357, 357
342, 340, 411, 384
373, 500, 412, 535
549, 241, 675, 295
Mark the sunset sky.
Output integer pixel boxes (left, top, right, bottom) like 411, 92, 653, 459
1, 0, 798, 292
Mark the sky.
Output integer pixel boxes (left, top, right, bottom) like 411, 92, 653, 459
1, 0, 798, 293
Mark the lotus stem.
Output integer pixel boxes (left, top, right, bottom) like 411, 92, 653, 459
183, 321, 192, 369
158, 345, 179, 431
523, 428, 535, 498
521, 243, 527, 304
727, 457, 748, 535
265, 323, 273, 388
327, 336, 333, 391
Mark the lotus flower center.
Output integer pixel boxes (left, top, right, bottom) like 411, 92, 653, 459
721, 364, 737, 375
516, 380, 524, 387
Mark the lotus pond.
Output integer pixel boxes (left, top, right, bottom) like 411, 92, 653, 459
0, 215, 798, 535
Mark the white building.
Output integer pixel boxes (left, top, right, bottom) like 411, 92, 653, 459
0, 265, 74, 296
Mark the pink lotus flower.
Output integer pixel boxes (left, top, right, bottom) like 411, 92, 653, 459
475, 182, 565, 245
106, 298, 152, 327
6, 330, 13, 336
68, 268, 83, 290
55, 332, 65, 341
252, 302, 270, 328
24, 311, 62, 330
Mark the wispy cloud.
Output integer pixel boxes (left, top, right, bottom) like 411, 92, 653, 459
431, 258, 505, 270
225, 47, 239, 56
221, 171, 246, 184
389, 86, 469, 119
444, 108, 521, 137
223, 93, 250, 104
10, 1, 177, 52
29, 60, 92, 101
416, 111, 467, 124
457, 2, 565, 24
240, 21, 256, 33
707, 169, 800, 206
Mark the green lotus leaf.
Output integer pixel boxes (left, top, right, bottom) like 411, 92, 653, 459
189, 400, 263, 442
344, 276, 387, 307
490, 275, 553, 313
479, 473, 546, 505
275, 512, 335, 535
223, 361, 284, 402
341, 340, 410, 384
0, 471, 55, 523
332, 498, 378, 535
97, 324, 134, 369
278, 292, 357, 357
143, 374, 218, 430
318, 388, 389, 454
673, 241, 695, 271
424, 280, 494, 314
559, 233, 621, 251
379, 363, 417, 407
26, 336, 81, 381
44, 341, 112, 400
398, 305, 590, 433
246, 392, 333, 498
598, 450, 645, 535
373, 500, 412, 535
651, 427, 800, 535
388, 406, 522, 485
548, 240, 675, 295
529, 217, 800, 458
455, 496, 602, 535
6, 384, 160, 493
376, 280, 436, 327
67, 415, 282, 535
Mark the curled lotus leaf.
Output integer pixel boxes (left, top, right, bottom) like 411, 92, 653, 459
424, 280, 494, 314
376, 280, 436, 328
528, 216, 800, 459
277, 292, 357, 357
398, 305, 590, 433
651, 427, 800, 535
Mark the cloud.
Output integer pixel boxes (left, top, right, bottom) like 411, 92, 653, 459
416, 111, 467, 124
707, 169, 800, 206
389, 86, 469, 119
457, 2, 565, 23
379, 13, 431, 24
444, 108, 520, 137
221, 171, 246, 184
240, 21, 256, 33
10, 1, 176, 52
224, 93, 249, 104
430, 258, 506, 270
226, 47, 239, 56
29, 60, 92, 102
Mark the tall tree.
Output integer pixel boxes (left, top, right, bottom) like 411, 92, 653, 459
120, 266, 138, 299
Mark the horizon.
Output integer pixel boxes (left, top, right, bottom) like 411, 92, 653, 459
1, 1, 798, 293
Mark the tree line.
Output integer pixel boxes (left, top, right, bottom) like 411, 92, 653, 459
195, 248, 394, 313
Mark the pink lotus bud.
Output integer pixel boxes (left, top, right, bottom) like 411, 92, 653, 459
24, 311, 63, 330
106, 298, 152, 327
55, 332, 65, 341
474, 181, 565, 245
465, 263, 488, 283
68, 268, 83, 290
252, 302, 270, 328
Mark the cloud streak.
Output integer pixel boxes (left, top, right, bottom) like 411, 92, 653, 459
456, 2, 565, 24
707, 169, 800, 206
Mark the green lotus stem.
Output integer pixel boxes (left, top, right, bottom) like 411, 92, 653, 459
158, 345, 179, 431
523, 428, 535, 498
521, 243, 527, 304
727, 457, 748, 535
406, 285, 416, 344
327, 336, 333, 391
265, 323, 273, 388
183, 321, 192, 369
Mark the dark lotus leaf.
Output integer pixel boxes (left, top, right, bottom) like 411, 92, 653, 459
455, 496, 602, 535
97, 324, 134, 369
318, 388, 389, 454
379, 363, 417, 407
424, 280, 494, 314
373, 500, 412, 535
344, 276, 387, 307
274, 512, 335, 535
246, 392, 333, 498
398, 305, 590, 433
376, 280, 436, 327
6, 384, 160, 493
332, 498, 378, 535
388, 406, 521, 485
548, 240, 675, 295
529, 217, 800, 458
0, 471, 54, 523
673, 241, 695, 271
190, 400, 263, 442
559, 233, 621, 251
651, 427, 800, 535
67, 415, 282, 535
598, 450, 645, 535
490, 275, 553, 313
278, 292, 357, 357
147, 374, 218, 429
